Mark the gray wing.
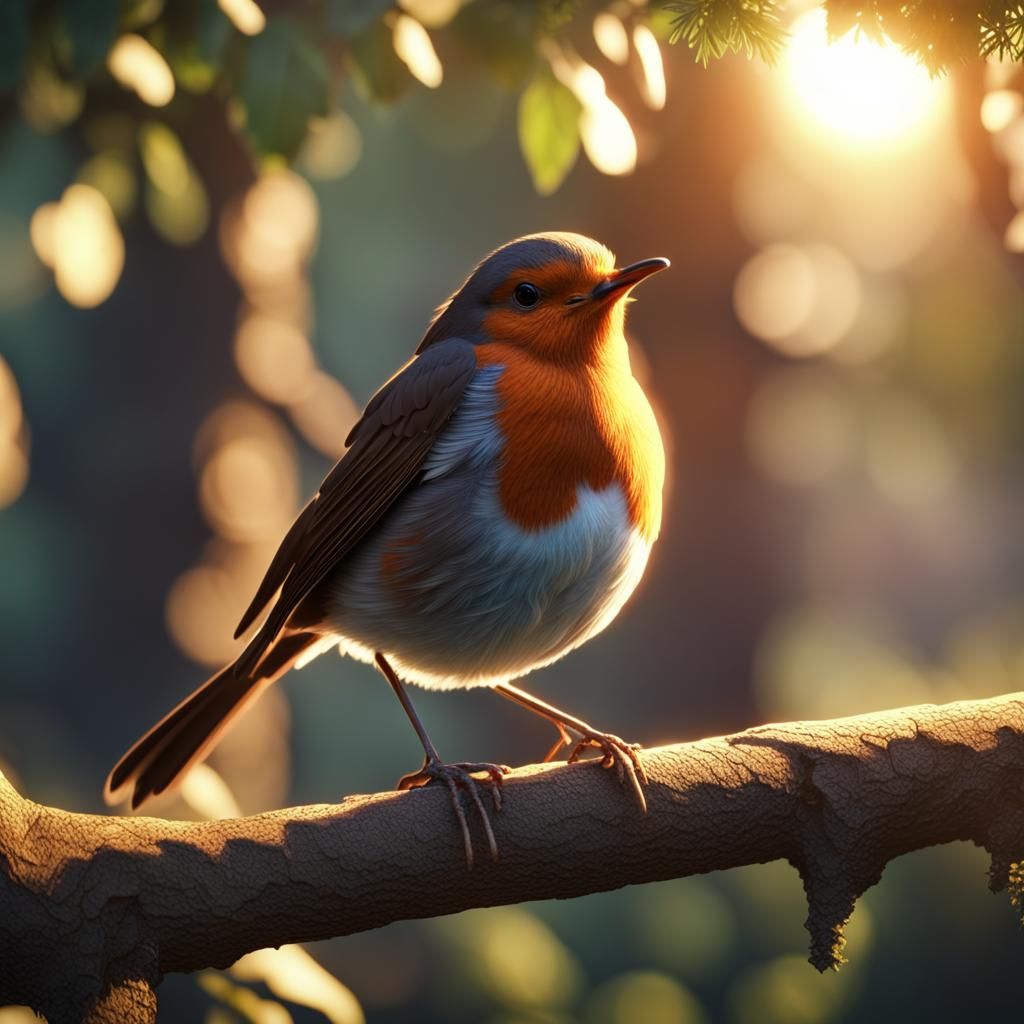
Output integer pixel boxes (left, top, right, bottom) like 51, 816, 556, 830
233, 336, 477, 674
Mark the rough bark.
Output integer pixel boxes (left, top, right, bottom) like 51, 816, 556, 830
3, 693, 1024, 1023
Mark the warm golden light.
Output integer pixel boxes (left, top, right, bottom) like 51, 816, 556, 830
392, 15, 443, 88
0, 437, 29, 510
218, 0, 266, 36
398, 0, 461, 29
180, 763, 243, 820
234, 313, 316, 405
33, 185, 125, 308
199, 436, 296, 542
567, 64, 636, 176
299, 112, 363, 181
734, 242, 861, 357
633, 24, 666, 111
593, 13, 629, 65
981, 89, 1023, 133
784, 10, 946, 147
232, 946, 365, 1024
107, 35, 176, 108
287, 371, 360, 458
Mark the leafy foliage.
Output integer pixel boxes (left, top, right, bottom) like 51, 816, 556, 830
0, 0, 1020, 207
239, 19, 329, 159
667, 0, 787, 66
668, 0, 1024, 72
518, 70, 582, 195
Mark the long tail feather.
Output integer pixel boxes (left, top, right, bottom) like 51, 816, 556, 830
105, 631, 320, 810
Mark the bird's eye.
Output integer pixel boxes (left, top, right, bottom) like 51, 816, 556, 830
513, 283, 541, 308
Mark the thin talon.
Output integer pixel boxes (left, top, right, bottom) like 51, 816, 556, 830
464, 778, 499, 862
443, 775, 474, 869
396, 758, 506, 867
566, 732, 648, 813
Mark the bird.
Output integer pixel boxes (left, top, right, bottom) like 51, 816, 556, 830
106, 232, 669, 866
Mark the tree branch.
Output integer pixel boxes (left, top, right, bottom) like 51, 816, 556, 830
4, 693, 1024, 1023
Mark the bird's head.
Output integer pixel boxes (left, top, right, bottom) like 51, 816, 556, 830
418, 232, 669, 363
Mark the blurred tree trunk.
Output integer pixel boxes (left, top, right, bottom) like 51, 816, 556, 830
3, 693, 1024, 1023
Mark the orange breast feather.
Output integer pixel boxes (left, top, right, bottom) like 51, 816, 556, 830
475, 343, 664, 541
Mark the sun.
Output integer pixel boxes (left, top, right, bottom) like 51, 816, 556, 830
784, 9, 949, 148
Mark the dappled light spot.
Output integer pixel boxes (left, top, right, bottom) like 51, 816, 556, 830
231, 945, 365, 1024
298, 112, 363, 181
287, 371, 361, 459
1005, 210, 1024, 251
234, 313, 316, 405
199, 973, 292, 1024
734, 244, 814, 345
166, 565, 248, 666
393, 16, 443, 89
0, 361, 23, 441
587, 971, 706, 1024
18, 63, 83, 132
734, 243, 860, 357
180, 763, 243, 820
728, 952, 855, 1024
981, 89, 1022, 133
222, 171, 319, 291
199, 435, 297, 543
0, 359, 28, 510
0, 440, 29, 511
218, 0, 266, 37
546, 49, 636, 176
633, 25, 666, 111
30, 185, 125, 308
630, 877, 737, 979
398, 0, 462, 28
436, 907, 581, 1010
593, 12, 629, 65
28, 203, 57, 268
75, 152, 137, 219
107, 34, 175, 108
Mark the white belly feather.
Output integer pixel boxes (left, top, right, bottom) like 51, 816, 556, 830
322, 366, 655, 690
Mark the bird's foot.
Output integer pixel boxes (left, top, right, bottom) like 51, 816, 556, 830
397, 758, 511, 868
566, 730, 649, 813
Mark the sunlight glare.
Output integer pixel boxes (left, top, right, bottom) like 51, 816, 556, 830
785, 10, 946, 147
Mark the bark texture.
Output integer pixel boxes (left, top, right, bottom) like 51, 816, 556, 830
3, 693, 1024, 1023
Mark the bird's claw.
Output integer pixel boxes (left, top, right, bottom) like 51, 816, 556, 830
566, 731, 648, 813
397, 759, 510, 868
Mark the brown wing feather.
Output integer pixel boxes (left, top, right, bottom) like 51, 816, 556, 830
233, 337, 477, 675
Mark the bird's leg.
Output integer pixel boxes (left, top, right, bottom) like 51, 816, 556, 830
494, 682, 648, 813
375, 652, 509, 868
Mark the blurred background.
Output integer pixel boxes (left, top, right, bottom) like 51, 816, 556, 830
2, 0, 1024, 1021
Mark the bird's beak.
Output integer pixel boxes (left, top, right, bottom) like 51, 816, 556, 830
591, 257, 670, 303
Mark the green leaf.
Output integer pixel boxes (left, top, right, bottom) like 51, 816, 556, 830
450, 1, 541, 90
348, 19, 414, 103
197, 0, 232, 64
239, 18, 329, 159
0, 0, 30, 92
326, 0, 394, 40
62, 0, 121, 77
517, 71, 580, 196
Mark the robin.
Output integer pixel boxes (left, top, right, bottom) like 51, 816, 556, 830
106, 232, 669, 865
